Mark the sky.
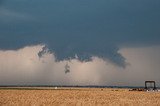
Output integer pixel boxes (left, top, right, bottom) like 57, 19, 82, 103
0, 0, 160, 86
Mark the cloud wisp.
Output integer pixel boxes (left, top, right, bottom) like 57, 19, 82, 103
0, 7, 33, 22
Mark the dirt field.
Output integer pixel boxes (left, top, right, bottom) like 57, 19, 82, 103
0, 88, 160, 106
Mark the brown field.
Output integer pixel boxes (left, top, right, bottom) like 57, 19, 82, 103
0, 88, 160, 106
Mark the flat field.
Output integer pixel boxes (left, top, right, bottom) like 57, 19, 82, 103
0, 88, 160, 106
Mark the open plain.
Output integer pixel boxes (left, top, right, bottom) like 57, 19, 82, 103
0, 88, 160, 106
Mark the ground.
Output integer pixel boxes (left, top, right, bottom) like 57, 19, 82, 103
0, 88, 160, 106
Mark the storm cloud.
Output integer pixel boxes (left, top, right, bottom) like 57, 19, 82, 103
0, 0, 160, 86
0, 0, 160, 67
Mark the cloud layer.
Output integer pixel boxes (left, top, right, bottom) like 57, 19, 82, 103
0, 45, 160, 86
0, 0, 160, 67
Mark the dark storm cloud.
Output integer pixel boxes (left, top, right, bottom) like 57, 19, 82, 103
0, 0, 4, 6
0, 0, 4, 4
0, 0, 160, 67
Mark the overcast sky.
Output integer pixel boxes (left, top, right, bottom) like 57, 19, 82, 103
0, 0, 160, 86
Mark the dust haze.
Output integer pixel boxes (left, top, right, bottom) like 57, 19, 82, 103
0, 45, 160, 86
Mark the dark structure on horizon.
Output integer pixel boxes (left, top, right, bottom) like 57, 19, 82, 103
145, 81, 156, 90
